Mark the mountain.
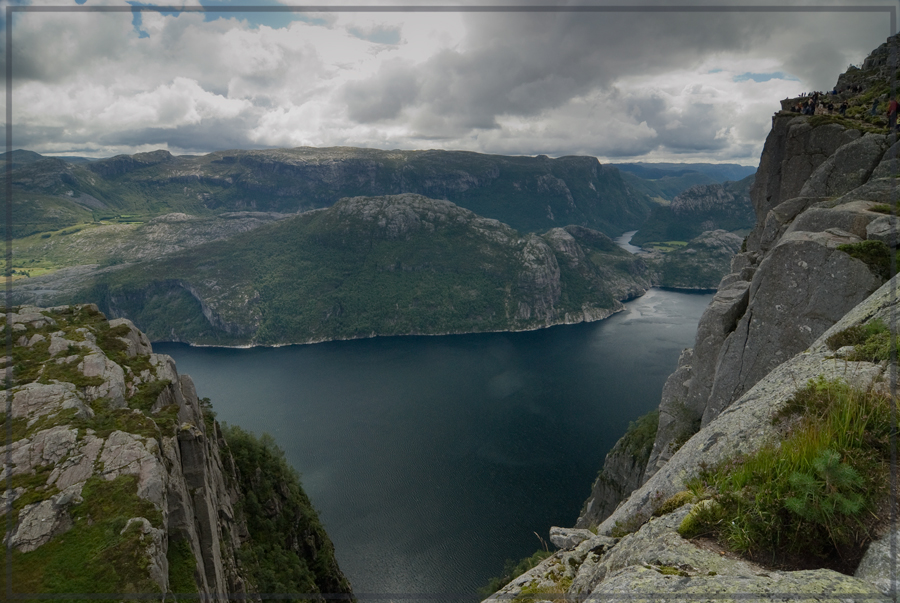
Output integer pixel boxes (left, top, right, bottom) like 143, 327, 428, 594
13, 194, 651, 345
1, 304, 353, 599
629, 174, 755, 247
2, 146, 654, 238
484, 33, 900, 600
613, 162, 757, 183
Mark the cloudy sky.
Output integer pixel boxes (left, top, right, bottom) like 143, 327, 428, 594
3, 0, 895, 165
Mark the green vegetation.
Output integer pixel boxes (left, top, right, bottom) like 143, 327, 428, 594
837, 240, 898, 280
1, 475, 164, 596
610, 511, 651, 538
167, 537, 199, 595
807, 114, 887, 134
629, 175, 754, 248
222, 424, 353, 600
653, 490, 695, 517
479, 550, 554, 595
75, 198, 647, 345
619, 409, 660, 468
1, 304, 178, 441
825, 319, 897, 362
4, 147, 654, 243
678, 378, 892, 567
514, 573, 573, 603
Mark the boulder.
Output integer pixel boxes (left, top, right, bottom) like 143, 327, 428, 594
120, 517, 169, 592
757, 196, 822, 252
865, 214, 900, 246
98, 430, 168, 509
109, 317, 153, 357
798, 132, 887, 198
7, 489, 78, 552
79, 353, 126, 407
11, 381, 92, 426
784, 203, 880, 240
855, 527, 900, 596
869, 138, 900, 179
549, 526, 594, 550
702, 235, 883, 425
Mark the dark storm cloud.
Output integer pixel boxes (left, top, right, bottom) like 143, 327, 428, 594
340, 7, 886, 149
343, 61, 420, 122
342, 10, 774, 130
93, 115, 263, 154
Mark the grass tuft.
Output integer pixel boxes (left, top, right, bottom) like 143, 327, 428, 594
683, 377, 892, 568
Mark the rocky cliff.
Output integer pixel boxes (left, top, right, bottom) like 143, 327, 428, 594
1, 304, 353, 599
487, 33, 900, 601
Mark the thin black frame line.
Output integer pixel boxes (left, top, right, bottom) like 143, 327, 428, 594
5, 4, 897, 12
2, 2, 898, 601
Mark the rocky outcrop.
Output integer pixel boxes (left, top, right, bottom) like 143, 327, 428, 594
501, 33, 900, 603
1, 304, 353, 599
486, 269, 900, 603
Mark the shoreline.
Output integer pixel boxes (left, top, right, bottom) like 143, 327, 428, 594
154, 302, 629, 350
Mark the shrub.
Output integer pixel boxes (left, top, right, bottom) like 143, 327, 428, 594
824, 319, 897, 363
479, 550, 554, 596
837, 240, 896, 280
682, 378, 891, 566
654, 490, 695, 517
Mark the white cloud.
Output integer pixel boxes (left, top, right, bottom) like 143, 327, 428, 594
5, 1, 894, 165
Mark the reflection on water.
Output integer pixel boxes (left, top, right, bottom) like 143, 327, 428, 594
155, 288, 711, 598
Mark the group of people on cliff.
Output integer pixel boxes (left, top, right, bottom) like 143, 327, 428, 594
790, 97, 848, 116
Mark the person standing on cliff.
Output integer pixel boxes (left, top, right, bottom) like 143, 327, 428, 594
889, 97, 899, 131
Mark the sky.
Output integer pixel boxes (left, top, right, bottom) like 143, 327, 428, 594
3, 0, 896, 166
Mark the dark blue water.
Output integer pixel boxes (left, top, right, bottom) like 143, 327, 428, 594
155, 288, 712, 599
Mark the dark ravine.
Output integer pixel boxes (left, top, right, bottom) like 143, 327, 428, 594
484, 33, 900, 601
1, 304, 353, 599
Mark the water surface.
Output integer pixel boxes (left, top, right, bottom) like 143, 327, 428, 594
155, 288, 712, 599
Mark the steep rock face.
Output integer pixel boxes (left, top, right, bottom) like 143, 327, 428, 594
574, 410, 658, 529
555, 34, 900, 598
1, 304, 352, 599
486, 272, 899, 602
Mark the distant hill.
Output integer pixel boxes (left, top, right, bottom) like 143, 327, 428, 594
16, 194, 653, 345
0, 149, 46, 170
630, 174, 755, 247
612, 162, 757, 183
613, 163, 757, 204
2, 147, 655, 238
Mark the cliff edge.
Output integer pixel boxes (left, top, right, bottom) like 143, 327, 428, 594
1, 304, 353, 599
485, 33, 900, 602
